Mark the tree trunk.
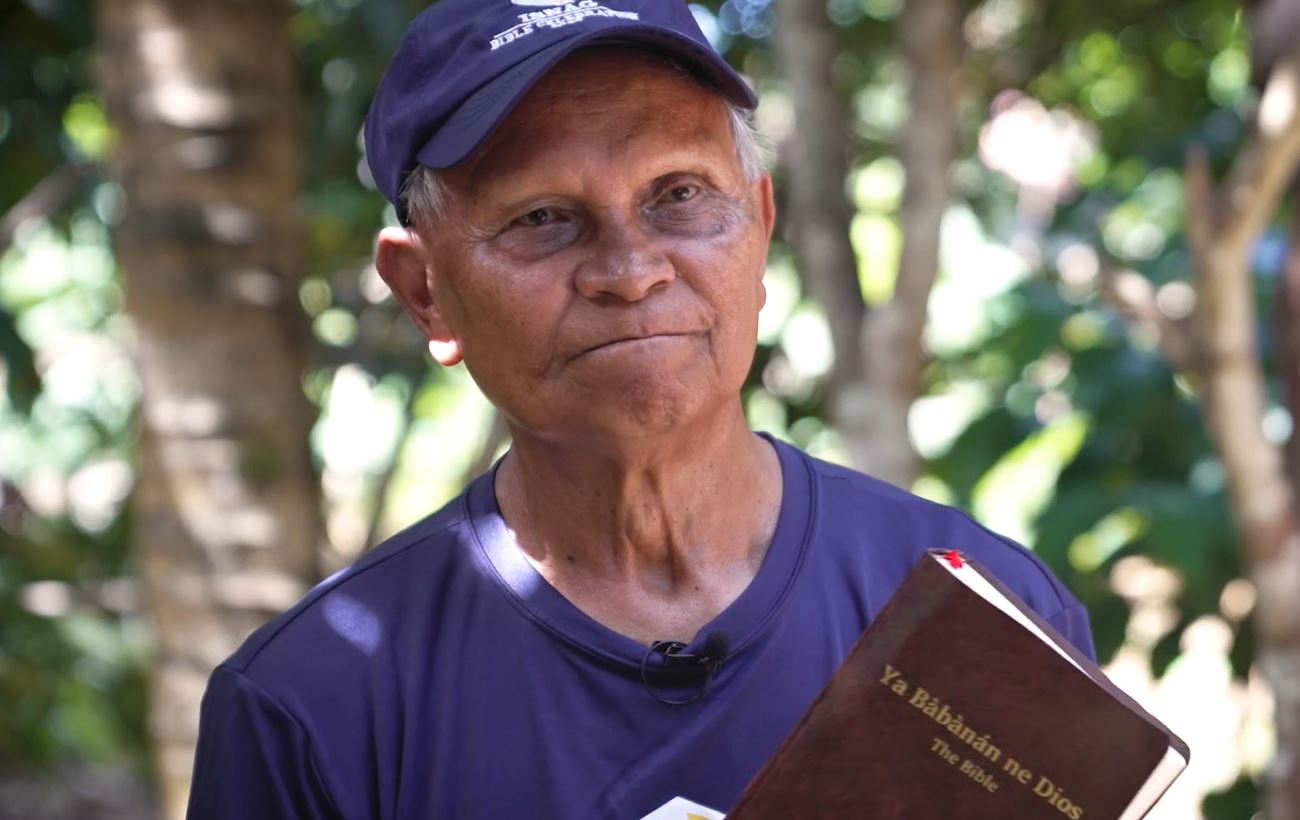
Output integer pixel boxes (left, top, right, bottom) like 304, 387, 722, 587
773, 0, 961, 487
1265, 194, 1300, 820
1178, 37, 1300, 817
771, 0, 870, 425
858, 0, 962, 486
93, 2, 321, 817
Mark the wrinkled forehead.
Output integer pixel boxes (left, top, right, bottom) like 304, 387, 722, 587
446, 47, 738, 185
504, 47, 728, 136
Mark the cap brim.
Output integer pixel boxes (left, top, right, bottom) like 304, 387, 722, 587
414, 24, 757, 171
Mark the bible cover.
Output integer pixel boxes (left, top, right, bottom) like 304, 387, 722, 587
727, 551, 1189, 820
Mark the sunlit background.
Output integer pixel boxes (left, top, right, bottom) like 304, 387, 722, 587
0, 0, 1285, 816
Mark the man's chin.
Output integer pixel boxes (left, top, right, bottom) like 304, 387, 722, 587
518, 389, 726, 443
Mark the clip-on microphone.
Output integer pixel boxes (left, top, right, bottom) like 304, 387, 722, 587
639, 631, 731, 705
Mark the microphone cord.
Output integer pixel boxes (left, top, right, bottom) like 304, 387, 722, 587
639, 633, 729, 705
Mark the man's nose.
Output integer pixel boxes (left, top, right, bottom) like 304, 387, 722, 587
574, 220, 675, 302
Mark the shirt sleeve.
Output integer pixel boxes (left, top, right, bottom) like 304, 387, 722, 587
187, 664, 341, 820
1047, 602, 1097, 662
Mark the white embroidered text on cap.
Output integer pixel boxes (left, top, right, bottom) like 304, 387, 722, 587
492, 1, 641, 50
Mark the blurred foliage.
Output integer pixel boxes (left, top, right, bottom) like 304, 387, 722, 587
0, 0, 1271, 812
0, 0, 146, 778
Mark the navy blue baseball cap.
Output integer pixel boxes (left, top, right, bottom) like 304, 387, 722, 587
364, 0, 757, 223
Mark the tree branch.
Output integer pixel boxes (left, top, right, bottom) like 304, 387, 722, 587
848, 0, 963, 486
1183, 145, 1216, 263
1098, 265, 1196, 372
0, 163, 97, 255
1219, 49, 1300, 255
772, 0, 869, 389
1190, 42, 1300, 571
891, 0, 961, 327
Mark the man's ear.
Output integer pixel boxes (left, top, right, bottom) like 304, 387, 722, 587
754, 173, 776, 242
752, 173, 776, 307
374, 227, 462, 366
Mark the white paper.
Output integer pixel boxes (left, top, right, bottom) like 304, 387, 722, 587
638, 796, 727, 820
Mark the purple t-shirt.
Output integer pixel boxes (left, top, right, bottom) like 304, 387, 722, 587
187, 438, 1093, 819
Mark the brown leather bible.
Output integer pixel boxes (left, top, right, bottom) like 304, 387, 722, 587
727, 550, 1189, 820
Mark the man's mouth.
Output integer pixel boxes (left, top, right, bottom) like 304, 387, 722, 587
579, 332, 698, 357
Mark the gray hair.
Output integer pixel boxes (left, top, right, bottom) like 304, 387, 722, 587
400, 102, 768, 230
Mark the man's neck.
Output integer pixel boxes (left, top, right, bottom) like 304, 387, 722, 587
494, 410, 782, 645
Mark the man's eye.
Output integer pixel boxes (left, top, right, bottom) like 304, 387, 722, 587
518, 209, 555, 227
666, 185, 698, 203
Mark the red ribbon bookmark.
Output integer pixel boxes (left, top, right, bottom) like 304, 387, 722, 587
942, 550, 964, 569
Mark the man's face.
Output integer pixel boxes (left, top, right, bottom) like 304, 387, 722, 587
387, 48, 775, 442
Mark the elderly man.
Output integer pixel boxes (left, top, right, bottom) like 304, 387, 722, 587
188, 1, 1094, 818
